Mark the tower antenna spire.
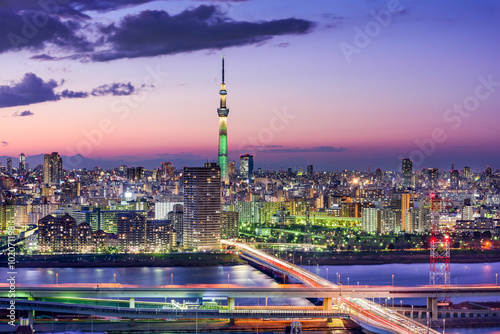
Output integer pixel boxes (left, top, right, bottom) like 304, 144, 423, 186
222, 55, 225, 83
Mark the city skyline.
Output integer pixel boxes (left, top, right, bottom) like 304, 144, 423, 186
0, 0, 498, 171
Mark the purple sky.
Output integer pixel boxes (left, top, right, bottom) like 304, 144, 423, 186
0, 0, 498, 171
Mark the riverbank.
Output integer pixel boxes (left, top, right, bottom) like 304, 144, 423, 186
285, 249, 500, 266
8, 249, 500, 268
12, 253, 245, 268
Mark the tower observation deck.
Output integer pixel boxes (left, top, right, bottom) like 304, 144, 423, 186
217, 56, 229, 184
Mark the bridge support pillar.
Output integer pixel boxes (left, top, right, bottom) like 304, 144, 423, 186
427, 297, 437, 320
323, 298, 333, 322
28, 296, 35, 320
28, 311, 34, 325
129, 297, 135, 308
323, 298, 332, 311
228, 298, 235, 325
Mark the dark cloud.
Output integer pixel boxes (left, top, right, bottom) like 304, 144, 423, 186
0, 0, 158, 16
30, 54, 56, 61
13, 110, 34, 117
258, 146, 348, 153
59, 90, 88, 98
0, 73, 58, 108
90, 6, 313, 61
0, 73, 141, 108
91, 82, 135, 96
0, 9, 91, 54
1, 141, 8, 146
71, 0, 159, 12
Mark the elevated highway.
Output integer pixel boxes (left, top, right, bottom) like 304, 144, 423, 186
0, 298, 346, 320
2, 284, 497, 300
224, 240, 441, 334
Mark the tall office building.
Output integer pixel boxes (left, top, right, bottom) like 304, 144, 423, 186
450, 170, 459, 189
161, 162, 174, 179
307, 165, 314, 176
217, 56, 229, 185
6, 158, 12, 174
19, 153, 25, 174
463, 166, 471, 179
390, 192, 413, 232
183, 163, 221, 250
228, 160, 236, 176
221, 211, 239, 239
117, 211, 147, 253
427, 168, 439, 187
402, 158, 412, 187
43, 152, 63, 185
239, 154, 254, 181
361, 208, 380, 233
462, 205, 474, 221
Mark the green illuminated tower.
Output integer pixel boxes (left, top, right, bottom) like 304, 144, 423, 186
217, 56, 229, 184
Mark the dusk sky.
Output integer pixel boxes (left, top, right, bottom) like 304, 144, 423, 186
0, 0, 498, 171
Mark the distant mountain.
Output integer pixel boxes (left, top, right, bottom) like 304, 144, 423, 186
0, 154, 210, 170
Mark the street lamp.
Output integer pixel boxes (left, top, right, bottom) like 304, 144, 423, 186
347, 277, 350, 285
56, 273, 58, 285
392, 274, 394, 286
113, 273, 116, 284
400, 300, 402, 312
496, 273, 498, 286
171, 273, 173, 285
326, 268, 329, 281
227, 274, 230, 285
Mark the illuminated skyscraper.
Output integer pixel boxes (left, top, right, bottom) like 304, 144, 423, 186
43, 152, 63, 185
239, 154, 254, 181
217, 56, 229, 185
19, 153, 25, 174
6, 158, 12, 174
183, 163, 221, 250
450, 169, 459, 189
401, 158, 412, 187
463, 166, 471, 179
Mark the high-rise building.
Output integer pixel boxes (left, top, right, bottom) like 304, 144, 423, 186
221, 211, 239, 239
380, 209, 397, 233
117, 211, 147, 253
217, 56, 230, 185
161, 162, 174, 179
6, 158, 12, 174
126, 167, 144, 181
402, 158, 412, 188
390, 192, 414, 232
155, 200, 183, 220
43, 152, 63, 185
146, 220, 175, 253
427, 168, 439, 188
463, 166, 471, 179
19, 153, 25, 174
239, 154, 254, 181
183, 163, 221, 250
408, 207, 431, 232
361, 208, 380, 233
168, 204, 183, 245
462, 205, 473, 221
450, 170, 459, 189
228, 160, 236, 176
307, 165, 314, 176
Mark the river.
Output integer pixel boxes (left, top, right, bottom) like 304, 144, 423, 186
4, 262, 500, 333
